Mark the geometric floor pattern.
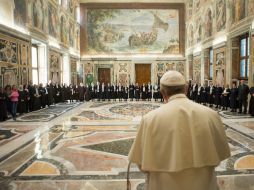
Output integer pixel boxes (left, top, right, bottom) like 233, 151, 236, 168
0, 101, 254, 190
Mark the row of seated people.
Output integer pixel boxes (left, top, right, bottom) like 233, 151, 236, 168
186, 80, 254, 116
0, 81, 164, 121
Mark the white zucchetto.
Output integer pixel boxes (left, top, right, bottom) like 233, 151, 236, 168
160, 71, 185, 86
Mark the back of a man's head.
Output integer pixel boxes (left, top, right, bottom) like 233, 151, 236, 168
160, 71, 186, 99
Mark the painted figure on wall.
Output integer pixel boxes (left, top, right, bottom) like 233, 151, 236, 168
2, 68, 17, 87
14, 0, 26, 26
248, 0, 254, 16
69, 0, 76, 15
194, 0, 200, 12
21, 44, 28, 65
76, 28, 80, 50
188, 24, 194, 47
193, 58, 201, 84
235, 0, 246, 22
21, 67, 28, 85
188, 0, 193, 18
49, 3, 58, 38
216, 0, 226, 32
33, 0, 48, 32
215, 53, 225, 87
176, 62, 185, 75
69, 22, 74, 47
205, 8, 212, 38
60, 16, 68, 45
50, 54, 60, 84
0, 40, 17, 64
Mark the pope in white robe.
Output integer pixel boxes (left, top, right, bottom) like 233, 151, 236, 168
128, 71, 230, 190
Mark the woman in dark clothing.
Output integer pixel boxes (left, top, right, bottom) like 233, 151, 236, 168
5, 85, 12, 115
123, 85, 128, 101
54, 84, 61, 103
18, 85, 26, 115
0, 87, 8, 121
249, 86, 254, 116
135, 83, 140, 101
33, 85, 41, 111
39, 83, 46, 108
221, 84, 230, 110
24, 84, 30, 113
230, 83, 238, 112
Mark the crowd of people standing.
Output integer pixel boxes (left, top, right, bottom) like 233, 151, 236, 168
187, 80, 254, 116
2, 79, 254, 122
0, 81, 163, 122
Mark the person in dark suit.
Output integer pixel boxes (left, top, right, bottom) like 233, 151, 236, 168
95, 82, 100, 101
106, 83, 111, 101
33, 85, 41, 111
54, 83, 62, 103
187, 80, 192, 99
39, 83, 46, 108
101, 83, 105, 101
238, 80, 249, 114
191, 83, 198, 102
153, 84, 159, 101
141, 83, 147, 100
123, 85, 128, 101
221, 84, 230, 110
214, 84, 223, 109
78, 83, 85, 102
129, 83, 135, 101
147, 82, 152, 101
208, 82, 215, 107
230, 83, 238, 112
18, 85, 26, 115
196, 84, 203, 104
90, 83, 95, 101
135, 83, 140, 101
249, 85, 254, 116
111, 83, 117, 101
28, 81, 35, 111
201, 83, 208, 106
0, 87, 8, 121
23, 84, 30, 113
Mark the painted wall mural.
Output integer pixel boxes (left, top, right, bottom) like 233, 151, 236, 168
49, 51, 62, 84
87, 9, 180, 54
248, 0, 254, 16
60, 16, 69, 45
0, 33, 31, 87
193, 56, 201, 83
14, 0, 27, 26
48, 3, 59, 38
205, 8, 213, 38
0, 39, 17, 64
32, 0, 48, 33
216, 0, 226, 32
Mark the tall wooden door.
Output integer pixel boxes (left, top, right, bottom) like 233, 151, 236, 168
135, 64, 151, 85
98, 68, 111, 84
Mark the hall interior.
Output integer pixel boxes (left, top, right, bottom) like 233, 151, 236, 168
0, 0, 254, 190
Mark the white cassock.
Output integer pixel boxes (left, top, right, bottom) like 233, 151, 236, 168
128, 94, 230, 190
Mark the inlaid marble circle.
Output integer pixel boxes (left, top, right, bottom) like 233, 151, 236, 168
109, 103, 160, 116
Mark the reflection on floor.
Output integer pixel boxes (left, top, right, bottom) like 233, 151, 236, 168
0, 101, 254, 190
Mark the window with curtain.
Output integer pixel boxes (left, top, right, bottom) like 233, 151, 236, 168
240, 34, 249, 78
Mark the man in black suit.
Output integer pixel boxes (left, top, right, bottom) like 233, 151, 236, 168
238, 80, 249, 114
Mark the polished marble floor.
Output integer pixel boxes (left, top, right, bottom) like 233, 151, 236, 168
0, 101, 254, 190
